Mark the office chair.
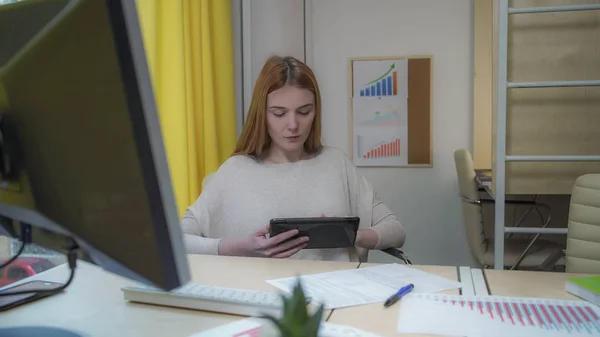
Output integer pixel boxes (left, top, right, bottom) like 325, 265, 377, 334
454, 148, 564, 270
201, 173, 411, 265
563, 173, 600, 274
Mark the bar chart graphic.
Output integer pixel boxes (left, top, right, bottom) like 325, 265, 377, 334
397, 293, 600, 337
361, 138, 401, 159
359, 63, 398, 97
444, 297, 600, 334
354, 133, 407, 167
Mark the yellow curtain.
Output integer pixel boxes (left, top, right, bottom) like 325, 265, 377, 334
136, 0, 237, 217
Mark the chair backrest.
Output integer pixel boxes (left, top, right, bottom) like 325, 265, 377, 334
565, 173, 600, 274
453, 148, 488, 266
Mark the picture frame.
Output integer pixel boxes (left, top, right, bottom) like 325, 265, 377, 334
348, 55, 433, 168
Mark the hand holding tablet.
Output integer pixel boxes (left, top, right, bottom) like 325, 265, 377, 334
269, 216, 360, 249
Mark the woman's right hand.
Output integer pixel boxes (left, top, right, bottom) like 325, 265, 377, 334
218, 225, 309, 258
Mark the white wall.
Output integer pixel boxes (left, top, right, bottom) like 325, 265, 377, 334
250, 0, 305, 85
232, 0, 305, 129
238, 0, 305, 120
238, 0, 477, 266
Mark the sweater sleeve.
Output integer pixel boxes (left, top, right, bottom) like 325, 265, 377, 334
370, 190, 407, 249
180, 193, 222, 255
344, 153, 406, 250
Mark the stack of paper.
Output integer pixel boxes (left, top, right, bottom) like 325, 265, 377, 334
265, 263, 462, 309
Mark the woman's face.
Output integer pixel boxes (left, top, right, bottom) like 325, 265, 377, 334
265, 85, 315, 155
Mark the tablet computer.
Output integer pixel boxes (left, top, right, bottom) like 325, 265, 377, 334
269, 216, 360, 249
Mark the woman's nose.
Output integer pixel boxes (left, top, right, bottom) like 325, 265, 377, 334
287, 114, 299, 130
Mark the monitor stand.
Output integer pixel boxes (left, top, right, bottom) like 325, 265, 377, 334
0, 326, 82, 336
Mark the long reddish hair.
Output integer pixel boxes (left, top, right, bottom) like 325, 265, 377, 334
232, 55, 322, 158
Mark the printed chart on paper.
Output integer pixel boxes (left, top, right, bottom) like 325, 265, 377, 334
397, 293, 600, 337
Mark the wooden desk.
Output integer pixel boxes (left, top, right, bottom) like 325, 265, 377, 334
187, 254, 359, 292
327, 263, 459, 337
0, 254, 360, 337
475, 169, 494, 198
484, 269, 592, 300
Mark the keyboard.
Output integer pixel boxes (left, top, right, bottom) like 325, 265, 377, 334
121, 283, 285, 318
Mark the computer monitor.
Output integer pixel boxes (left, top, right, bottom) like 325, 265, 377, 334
0, 0, 190, 292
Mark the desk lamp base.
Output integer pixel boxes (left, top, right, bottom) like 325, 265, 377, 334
0, 326, 82, 337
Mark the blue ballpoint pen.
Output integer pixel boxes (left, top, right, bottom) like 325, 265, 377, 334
383, 283, 414, 307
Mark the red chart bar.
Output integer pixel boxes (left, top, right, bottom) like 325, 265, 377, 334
363, 140, 404, 159
494, 302, 504, 322
512, 303, 525, 326
522, 303, 535, 326
487, 302, 494, 319
503, 302, 514, 325
585, 306, 600, 320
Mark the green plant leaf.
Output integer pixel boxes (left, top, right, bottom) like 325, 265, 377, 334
306, 303, 325, 335
261, 313, 292, 336
263, 277, 322, 337
289, 278, 309, 322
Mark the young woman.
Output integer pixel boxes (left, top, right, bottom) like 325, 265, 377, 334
181, 55, 406, 262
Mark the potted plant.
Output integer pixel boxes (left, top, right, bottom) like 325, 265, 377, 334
259, 278, 325, 337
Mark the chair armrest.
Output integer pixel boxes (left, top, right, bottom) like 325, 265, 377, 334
380, 248, 412, 265
536, 249, 565, 271
478, 199, 538, 206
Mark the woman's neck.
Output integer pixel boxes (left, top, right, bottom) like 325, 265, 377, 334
262, 146, 307, 164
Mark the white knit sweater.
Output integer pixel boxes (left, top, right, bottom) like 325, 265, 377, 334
180, 146, 406, 262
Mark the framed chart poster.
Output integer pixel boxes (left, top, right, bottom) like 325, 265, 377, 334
349, 55, 432, 167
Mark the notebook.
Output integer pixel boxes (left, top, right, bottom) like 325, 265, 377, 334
565, 275, 600, 306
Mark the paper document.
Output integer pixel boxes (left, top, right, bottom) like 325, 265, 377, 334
265, 263, 462, 309
188, 318, 262, 337
397, 293, 600, 337
188, 318, 384, 337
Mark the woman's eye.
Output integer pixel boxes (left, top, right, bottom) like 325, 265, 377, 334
297, 109, 312, 115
